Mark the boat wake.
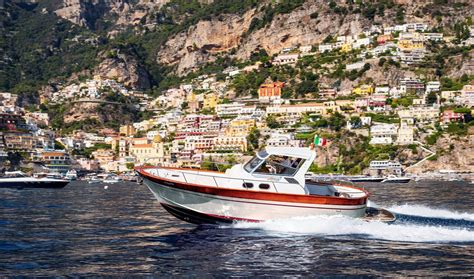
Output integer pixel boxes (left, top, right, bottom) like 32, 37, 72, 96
231, 205, 474, 243
387, 204, 474, 221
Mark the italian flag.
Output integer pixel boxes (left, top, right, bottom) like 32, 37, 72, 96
314, 135, 327, 146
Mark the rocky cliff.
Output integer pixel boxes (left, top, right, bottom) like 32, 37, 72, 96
409, 133, 474, 174
157, 0, 473, 75
51, 0, 170, 30
95, 50, 151, 89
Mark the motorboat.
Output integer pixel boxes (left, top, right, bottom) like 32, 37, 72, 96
381, 175, 411, 183
347, 175, 385, 183
65, 169, 78, 180
136, 147, 395, 224
0, 171, 69, 189
103, 175, 122, 184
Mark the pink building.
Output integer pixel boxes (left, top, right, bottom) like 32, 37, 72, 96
440, 110, 464, 124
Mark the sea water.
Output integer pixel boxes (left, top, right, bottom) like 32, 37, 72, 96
0, 181, 473, 276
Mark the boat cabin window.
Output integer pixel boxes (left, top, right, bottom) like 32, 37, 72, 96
243, 182, 253, 189
254, 155, 305, 176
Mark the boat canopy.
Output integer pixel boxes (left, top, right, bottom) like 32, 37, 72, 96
263, 147, 315, 160
242, 147, 316, 182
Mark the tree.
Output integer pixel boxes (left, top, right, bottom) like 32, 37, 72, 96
266, 115, 281, 129
246, 127, 261, 151
126, 162, 135, 170
426, 91, 437, 104
54, 140, 66, 150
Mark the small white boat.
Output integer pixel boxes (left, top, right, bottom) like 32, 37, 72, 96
0, 171, 69, 189
88, 177, 102, 184
136, 147, 395, 224
381, 175, 411, 183
103, 175, 122, 184
65, 169, 78, 180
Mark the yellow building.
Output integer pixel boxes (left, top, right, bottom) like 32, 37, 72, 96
213, 136, 248, 152
129, 136, 165, 165
119, 125, 136, 137
352, 85, 374, 95
203, 92, 219, 109
340, 43, 352, 53
397, 39, 424, 50
225, 118, 256, 137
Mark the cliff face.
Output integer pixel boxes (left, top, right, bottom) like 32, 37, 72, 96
157, 0, 474, 75
158, 9, 256, 73
95, 50, 151, 89
52, 0, 170, 30
409, 134, 474, 174
158, 0, 373, 74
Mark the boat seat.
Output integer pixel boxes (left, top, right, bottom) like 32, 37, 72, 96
305, 182, 338, 197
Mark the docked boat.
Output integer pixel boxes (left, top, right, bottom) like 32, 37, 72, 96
65, 169, 78, 180
103, 175, 122, 184
381, 175, 411, 183
136, 147, 395, 224
0, 171, 69, 189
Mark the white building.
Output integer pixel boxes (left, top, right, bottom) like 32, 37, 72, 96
397, 121, 414, 145
352, 38, 371, 49
426, 81, 441, 93
216, 102, 245, 117
423, 33, 443, 41
273, 54, 299, 65
370, 123, 398, 145
375, 86, 390, 95
266, 133, 302, 147
299, 45, 312, 54
319, 44, 334, 53
346, 61, 366, 71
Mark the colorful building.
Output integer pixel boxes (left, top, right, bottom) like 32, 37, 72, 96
203, 93, 218, 109
225, 118, 256, 137
352, 85, 374, 95
258, 82, 284, 103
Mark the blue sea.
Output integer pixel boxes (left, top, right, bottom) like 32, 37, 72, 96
0, 180, 473, 276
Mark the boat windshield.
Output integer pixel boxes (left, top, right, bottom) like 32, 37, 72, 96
254, 155, 305, 176
244, 156, 264, 173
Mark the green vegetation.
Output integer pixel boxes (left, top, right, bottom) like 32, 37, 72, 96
247, 0, 305, 34
0, 2, 98, 91
246, 128, 261, 151
364, 113, 399, 124
72, 143, 112, 158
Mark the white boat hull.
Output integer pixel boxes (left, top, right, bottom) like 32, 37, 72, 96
144, 178, 367, 224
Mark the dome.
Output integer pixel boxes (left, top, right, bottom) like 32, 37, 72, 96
152, 135, 162, 143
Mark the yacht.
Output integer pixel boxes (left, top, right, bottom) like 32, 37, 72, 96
0, 171, 69, 189
136, 147, 395, 224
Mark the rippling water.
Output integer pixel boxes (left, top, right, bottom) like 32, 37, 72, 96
0, 180, 473, 276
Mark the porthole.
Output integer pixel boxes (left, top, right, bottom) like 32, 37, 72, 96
243, 182, 253, 189
259, 183, 270, 190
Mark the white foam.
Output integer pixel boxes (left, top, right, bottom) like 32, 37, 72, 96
387, 204, 474, 221
233, 215, 474, 243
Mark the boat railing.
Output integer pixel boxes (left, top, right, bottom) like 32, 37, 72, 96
178, 170, 279, 192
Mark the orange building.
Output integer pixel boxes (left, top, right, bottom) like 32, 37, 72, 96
258, 82, 285, 102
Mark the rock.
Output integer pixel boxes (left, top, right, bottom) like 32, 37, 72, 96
52, 0, 170, 30
95, 50, 151, 89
